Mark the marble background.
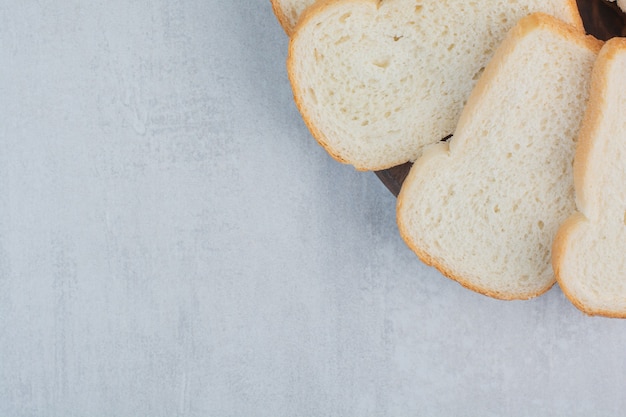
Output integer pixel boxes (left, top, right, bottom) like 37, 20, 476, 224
1, 1, 625, 416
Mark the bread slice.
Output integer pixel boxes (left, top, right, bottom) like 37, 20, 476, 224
396, 14, 602, 300
271, 0, 318, 35
552, 38, 626, 317
288, 0, 583, 171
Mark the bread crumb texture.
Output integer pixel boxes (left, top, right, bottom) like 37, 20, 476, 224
397, 14, 598, 300
271, 0, 318, 35
288, 0, 581, 170
554, 38, 626, 317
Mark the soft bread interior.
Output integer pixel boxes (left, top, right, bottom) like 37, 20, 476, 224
288, 0, 582, 170
553, 38, 626, 317
397, 14, 601, 300
271, 0, 318, 35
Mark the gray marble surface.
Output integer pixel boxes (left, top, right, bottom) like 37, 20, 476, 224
1, 1, 625, 416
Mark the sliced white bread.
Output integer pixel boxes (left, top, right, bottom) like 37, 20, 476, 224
553, 38, 626, 317
271, 0, 318, 35
288, 0, 583, 171
396, 14, 602, 300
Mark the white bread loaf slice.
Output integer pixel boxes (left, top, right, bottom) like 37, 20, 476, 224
288, 0, 583, 171
396, 14, 602, 300
552, 38, 626, 317
271, 0, 318, 35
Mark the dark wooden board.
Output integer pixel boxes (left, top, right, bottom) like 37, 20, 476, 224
375, 0, 626, 197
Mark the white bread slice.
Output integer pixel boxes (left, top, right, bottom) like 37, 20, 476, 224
288, 0, 583, 171
552, 38, 626, 317
396, 14, 602, 300
271, 0, 318, 35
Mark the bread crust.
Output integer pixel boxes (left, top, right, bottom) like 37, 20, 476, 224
564, 0, 585, 31
271, 0, 294, 36
271, 0, 323, 36
397, 14, 599, 301
552, 38, 626, 318
288, 1, 585, 171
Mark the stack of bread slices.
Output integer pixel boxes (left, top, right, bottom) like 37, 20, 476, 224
272, 0, 626, 318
